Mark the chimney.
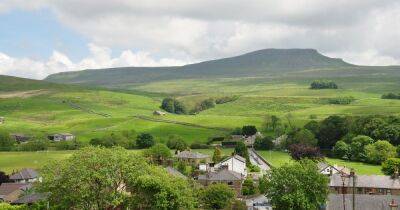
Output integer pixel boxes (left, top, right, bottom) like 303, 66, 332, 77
389, 199, 398, 210
394, 170, 399, 179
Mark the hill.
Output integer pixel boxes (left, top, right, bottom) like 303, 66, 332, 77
45, 48, 354, 86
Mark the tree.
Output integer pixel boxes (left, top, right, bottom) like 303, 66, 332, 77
254, 136, 274, 150
310, 80, 338, 89
143, 143, 172, 164
288, 144, 323, 161
304, 120, 319, 136
0, 129, 14, 151
166, 135, 187, 151
372, 125, 400, 145
317, 115, 348, 149
161, 97, 175, 113
201, 183, 235, 209
382, 158, 400, 176
332, 140, 350, 159
18, 135, 48, 151
212, 147, 222, 163
263, 159, 329, 210
136, 133, 155, 148
242, 125, 257, 136
289, 129, 317, 147
0, 171, 10, 184
38, 147, 195, 209
234, 141, 249, 165
174, 100, 188, 114
242, 178, 256, 196
348, 135, 374, 161
263, 115, 281, 132
364, 140, 396, 164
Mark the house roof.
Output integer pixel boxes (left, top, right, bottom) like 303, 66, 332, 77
176, 150, 209, 159
0, 183, 31, 196
330, 174, 400, 189
327, 194, 400, 210
198, 168, 244, 181
165, 167, 186, 179
9, 168, 38, 180
220, 155, 246, 164
11, 193, 47, 204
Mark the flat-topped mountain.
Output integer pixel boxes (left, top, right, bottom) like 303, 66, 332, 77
45, 48, 355, 86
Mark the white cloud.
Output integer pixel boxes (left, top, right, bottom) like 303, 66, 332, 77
1, 0, 400, 79
0, 43, 191, 79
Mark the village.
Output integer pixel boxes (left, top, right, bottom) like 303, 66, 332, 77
2, 129, 400, 210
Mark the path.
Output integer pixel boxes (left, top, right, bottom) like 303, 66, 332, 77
248, 148, 271, 172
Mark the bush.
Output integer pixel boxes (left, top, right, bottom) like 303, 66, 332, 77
189, 143, 209, 149
327, 96, 355, 105
160, 98, 188, 114
364, 140, 396, 164
193, 98, 216, 113
89, 132, 132, 149
201, 183, 235, 209
242, 178, 256, 196
254, 136, 274, 150
332, 140, 350, 159
166, 135, 187, 151
382, 93, 400, 99
143, 143, 172, 164
136, 133, 155, 149
55, 140, 84, 150
382, 158, 400, 176
310, 80, 338, 89
248, 164, 260, 172
18, 138, 48, 151
215, 96, 238, 104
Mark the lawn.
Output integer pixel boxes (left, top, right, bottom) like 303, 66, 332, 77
257, 150, 383, 175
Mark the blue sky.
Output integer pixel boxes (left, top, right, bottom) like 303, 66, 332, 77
0, 8, 88, 62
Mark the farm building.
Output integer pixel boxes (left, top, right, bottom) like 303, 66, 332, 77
9, 168, 40, 183
153, 110, 166, 116
0, 117, 4, 124
48, 133, 75, 141
0, 183, 31, 203
175, 150, 210, 165
198, 166, 245, 196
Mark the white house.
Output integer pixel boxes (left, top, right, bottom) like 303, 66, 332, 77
214, 155, 247, 177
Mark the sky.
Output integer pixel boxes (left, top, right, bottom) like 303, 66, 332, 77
0, 0, 400, 79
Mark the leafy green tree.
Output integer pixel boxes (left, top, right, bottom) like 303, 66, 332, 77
242, 178, 256, 196
291, 129, 317, 146
201, 183, 235, 209
348, 135, 374, 161
212, 147, 223, 163
304, 120, 319, 136
0, 130, 14, 151
254, 136, 274, 150
234, 141, 250, 165
242, 125, 257, 136
317, 115, 348, 149
382, 158, 400, 176
263, 115, 281, 132
372, 125, 400, 145
39, 147, 195, 209
144, 143, 172, 164
166, 135, 187, 151
174, 100, 188, 114
161, 97, 175, 113
136, 133, 155, 148
332, 140, 350, 159
263, 159, 329, 210
364, 140, 396, 164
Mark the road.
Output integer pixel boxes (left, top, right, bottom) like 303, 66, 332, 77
248, 148, 271, 172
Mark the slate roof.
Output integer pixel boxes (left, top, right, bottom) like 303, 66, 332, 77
327, 194, 400, 210
176, 151, 210, 159
0, 183, 31, 197
165, 166, 186, 179
9, 168, 38, 180
11, 193, 47, 204
330, 174, 400, 189
198, 168, 244, 181
220, 155, 246, 164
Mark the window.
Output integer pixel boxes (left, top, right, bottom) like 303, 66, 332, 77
227, 181, 233, 185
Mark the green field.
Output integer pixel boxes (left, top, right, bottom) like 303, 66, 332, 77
257, 150, 383, 175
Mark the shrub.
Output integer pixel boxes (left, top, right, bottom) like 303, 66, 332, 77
160, 98, 188, 114
327, 96, 355, 105
136, 133, 155, 149
254, 136, 274, 150
201, 183, 235, 209
242, 178, 256, 196
18, 138, 48, 151
310, 80, 338, 89
382, 93, 400, 99
190, 143, 209, 149
364, 140, 396, 164
382, 158, 400, 176
166, 135, 187, 151
248, 164, 260, 172
215, 96, 238, 104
